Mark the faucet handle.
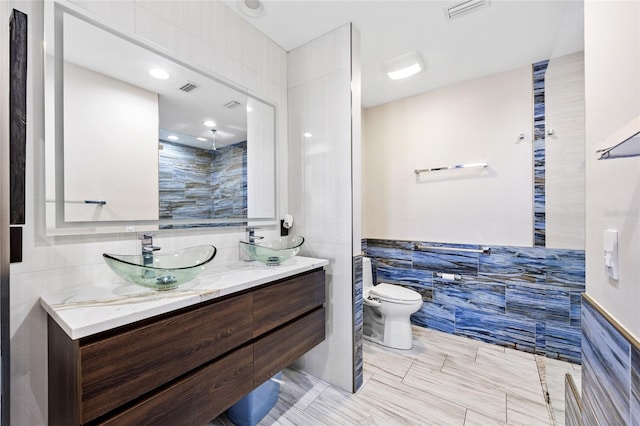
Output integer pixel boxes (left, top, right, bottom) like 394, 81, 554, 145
245, 227, 264, 243
139, 234, 161, 252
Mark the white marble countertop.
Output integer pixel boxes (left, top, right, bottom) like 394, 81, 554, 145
40, 256, 329, 340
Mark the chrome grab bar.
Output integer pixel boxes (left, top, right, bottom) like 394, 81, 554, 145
414, 244, 491, 255
414, 162, 487, 175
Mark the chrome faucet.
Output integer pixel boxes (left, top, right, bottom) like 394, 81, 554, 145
241, 227, 264, 261
246, 227, 264, 243
139, 234, 161, 266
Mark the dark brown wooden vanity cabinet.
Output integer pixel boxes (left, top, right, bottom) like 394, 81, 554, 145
48, 268, 325, 425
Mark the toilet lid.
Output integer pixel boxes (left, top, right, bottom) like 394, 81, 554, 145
369, 283, 422, 303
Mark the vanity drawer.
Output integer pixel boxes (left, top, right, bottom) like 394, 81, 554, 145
253, 269, 325, 336
79, 293, 253, 423
253, 307, 325, 386
101, 345, 253, 426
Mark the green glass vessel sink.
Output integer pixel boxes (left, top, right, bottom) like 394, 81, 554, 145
103, 245, 216, 291
239, 236, 304, 266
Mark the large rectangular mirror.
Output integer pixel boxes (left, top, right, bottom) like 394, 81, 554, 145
44, 2, 276, 235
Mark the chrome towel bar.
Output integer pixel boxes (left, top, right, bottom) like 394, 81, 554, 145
414, 244, 491, 255
46, 199, 107, 205
414, 162, 487, 175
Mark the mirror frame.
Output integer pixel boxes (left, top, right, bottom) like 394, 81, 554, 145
44, 1, 278, 235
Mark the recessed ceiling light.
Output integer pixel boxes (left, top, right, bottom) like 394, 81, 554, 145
303, 132, 312, 138
237, 0, 266, 18
246, 106, 253, 112
203, 120, 216, 127
382, 51, 426, 80
197, 137, 207, 141
149, 68, 170, 80
167, 135, 179, 141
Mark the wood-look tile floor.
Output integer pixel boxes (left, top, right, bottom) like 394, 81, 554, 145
210, 326, 581, 425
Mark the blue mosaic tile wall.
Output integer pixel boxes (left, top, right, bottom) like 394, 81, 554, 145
363, 238, 584, 363
158, 140, 247, 220
581, 297, 640, 425
533, 60, 549, 247
353, 254, 363, 392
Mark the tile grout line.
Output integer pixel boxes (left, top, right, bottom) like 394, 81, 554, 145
302, 380, 366, 426
401, 361, 413, 382
535, 355, 557, 425
299, 402, 331, 426
299, 382, 333, 422
361, 375, 472, 425
505, 393, 509, 424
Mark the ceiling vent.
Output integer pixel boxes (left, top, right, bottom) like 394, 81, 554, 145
445, 0, 489, 20
178, 82, 198, 93
223, 100, 242, 109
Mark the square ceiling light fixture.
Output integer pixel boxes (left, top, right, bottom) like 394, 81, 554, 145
382, 51, 426, 80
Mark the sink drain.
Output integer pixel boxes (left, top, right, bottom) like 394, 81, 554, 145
156, 275, 177, 286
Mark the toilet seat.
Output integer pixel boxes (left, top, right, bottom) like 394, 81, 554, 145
369, 283, 422, 305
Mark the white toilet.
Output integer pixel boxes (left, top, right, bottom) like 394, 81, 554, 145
362, 257, 423, 350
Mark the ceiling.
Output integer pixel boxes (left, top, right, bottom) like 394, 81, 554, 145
222, 0, 584, 108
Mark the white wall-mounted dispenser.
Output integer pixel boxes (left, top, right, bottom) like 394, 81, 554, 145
281, 214, 293, 236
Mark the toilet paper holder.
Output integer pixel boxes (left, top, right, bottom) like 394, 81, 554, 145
436, 272, 462, 281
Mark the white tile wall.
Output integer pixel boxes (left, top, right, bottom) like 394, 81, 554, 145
5, 1, 288, 423
351, 27, 362, 257
288, 75, 352, 245
545, 51, 585, 250
288, 23, 358, 392
287, 24, 351, 89
67, 0, 136, 32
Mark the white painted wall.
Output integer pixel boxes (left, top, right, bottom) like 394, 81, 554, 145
288, 23, 357, 392
63, 61, 159, 222
584, 0, 640, 339
362, 66, 533, 246
545, 51, 585, 250
5, 1, 288, 423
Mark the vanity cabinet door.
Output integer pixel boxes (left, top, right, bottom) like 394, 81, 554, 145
253, 307, 325, 386
79, 293, 253, 423
100, 345, 253, 426
253, 269, 325, 337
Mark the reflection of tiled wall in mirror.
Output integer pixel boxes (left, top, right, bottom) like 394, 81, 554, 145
158, 140, 247, 220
